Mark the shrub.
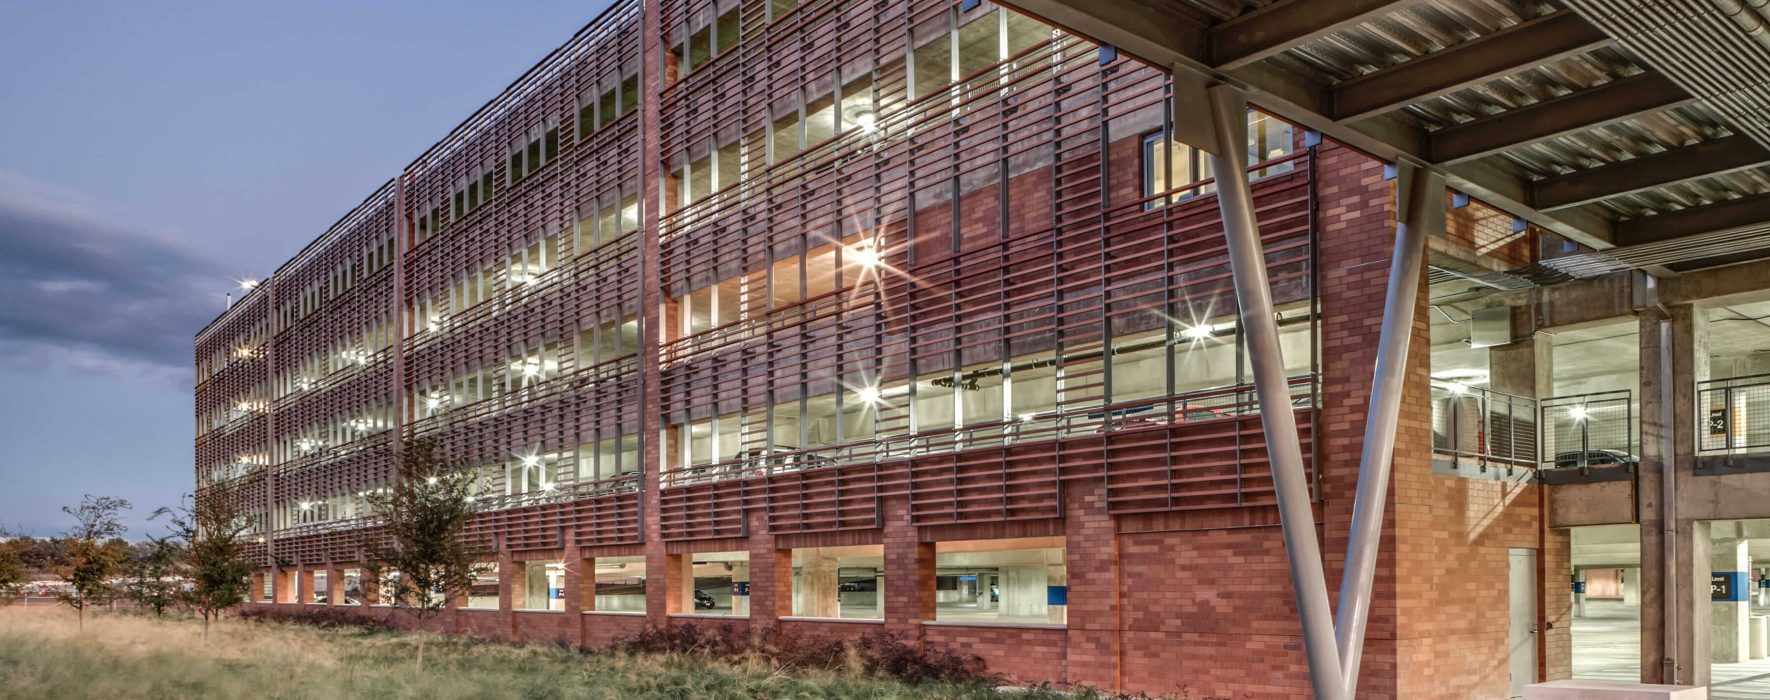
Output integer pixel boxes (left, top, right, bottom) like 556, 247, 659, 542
610, 623, 999, 686
236, 606, 392, 631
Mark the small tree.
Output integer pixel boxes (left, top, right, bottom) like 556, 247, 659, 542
0, 528, 27, 605
363, 439, 483, 670
157, 486, 255, 638
56, 495, 132, 631
124, 537, 181, 617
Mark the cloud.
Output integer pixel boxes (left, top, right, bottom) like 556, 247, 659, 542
0, 169, 229, 373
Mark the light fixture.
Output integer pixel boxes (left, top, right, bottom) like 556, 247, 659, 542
1019, 413, 1036, 423
851, 109, 877, 133
426, 476, 439, 485
1445, 382, 1468, 396
239, 278, 259, 291
1569, 406, 1589, 422
849, 244, 880, 269
855, 385, 882, 404
299, 501, 312, 511
522, 454, 541, 467
541, 483, 556, 492
1182, 325, 1214, 341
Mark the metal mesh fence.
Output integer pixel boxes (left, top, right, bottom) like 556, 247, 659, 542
1538, 390, 1635, 470
1430, 383, 1538, 470
1697, 373, 1770, 454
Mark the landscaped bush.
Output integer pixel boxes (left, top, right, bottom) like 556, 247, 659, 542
610, 623, 999, 686
236, 605, 393, 631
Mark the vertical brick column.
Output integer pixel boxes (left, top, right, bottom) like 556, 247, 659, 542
1313, 142, 1404, 697
562, 543, 586, 647
327, 565, 346, 606
297, 568, 315, 604
747, 511, 789, 626
1062, 479, 1118, 689
273, 568, 295, 604
881, 495, 933, 640
497, 550, 517, 639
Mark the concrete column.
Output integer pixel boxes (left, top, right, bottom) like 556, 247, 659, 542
1489, 325, 1551, 399
999, 566, 1048, 619
1713, 535, 1750, 664
794, 551, 840, 618
875, 569, 886, 618
1047, 557, 1068, 625
524, 560, 550, 610
1573, 568, 1587, 619
1637, 305, 1711, 685
1677, 519, 1713, 687
730, 561, 751, 616
1624, 567, 1641, 606
1751, 616, 1768, 660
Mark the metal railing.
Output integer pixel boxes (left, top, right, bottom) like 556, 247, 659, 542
1697, 372, 1770, 455
1538, 390, 1636, 471
1430, 383, 1538, 471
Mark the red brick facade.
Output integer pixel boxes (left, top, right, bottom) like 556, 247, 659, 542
203, 1, 1564, 697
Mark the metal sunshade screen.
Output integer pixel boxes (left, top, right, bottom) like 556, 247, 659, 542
652, 0, 1318, 535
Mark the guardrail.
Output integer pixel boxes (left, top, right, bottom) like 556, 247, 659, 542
1431, 383, 1538, 471
1697, 372, 1770, 455
1538, 390, 1636, 471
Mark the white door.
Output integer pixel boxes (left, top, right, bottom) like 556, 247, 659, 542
1509, 548, 1539, 698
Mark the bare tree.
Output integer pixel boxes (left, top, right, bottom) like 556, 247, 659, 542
157, 486, 255, 639
363, 439, 484, 670
56, 495, 132, 631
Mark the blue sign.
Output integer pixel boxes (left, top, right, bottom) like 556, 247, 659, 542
1761, 578, 1770, 590
732, 581, 750, 596
1572, 581, 1586, 594
1047, 585, 1068, 606
958, 575, 977, 582
1712, 572, 1749, 602
549, 588, 563, 600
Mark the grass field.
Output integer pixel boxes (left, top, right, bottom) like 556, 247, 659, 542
0, 607, 1079, 699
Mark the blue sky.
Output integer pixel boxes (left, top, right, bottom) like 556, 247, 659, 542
0, 0, 613, 537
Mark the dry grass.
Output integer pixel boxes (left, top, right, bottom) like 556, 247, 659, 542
0, 607, 1075, 699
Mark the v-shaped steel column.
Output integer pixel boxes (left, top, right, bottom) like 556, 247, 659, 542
1203, 83, 1347, 700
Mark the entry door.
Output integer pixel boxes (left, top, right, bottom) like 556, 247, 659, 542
1508, 548, 1539, 698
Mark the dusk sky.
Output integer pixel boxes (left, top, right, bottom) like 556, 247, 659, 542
0, 0, 614, 537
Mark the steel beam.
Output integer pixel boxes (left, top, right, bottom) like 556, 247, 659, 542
1209, 0, 1418, 69
1334, 163, 1440, 696
1530, 136, 1770, 210
1330, 11, 1610, 122
1615, 192, 1770, 246
1428, 73, 1693, 164
1203, 82, 1347, 700
1003, 0, 1618, 250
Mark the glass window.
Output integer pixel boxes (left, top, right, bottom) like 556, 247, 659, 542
594, 556, 647, 612
934, 537, 1066, 625
1004, 10, 1048, 58
466, 562, 500, 610
715, 139, 741, 192
840, 75, 875, 134
771, 107, 800, 163
620, 72, 639, 117
915, 370, 956, 433
911, 14, 954, 99
515, 560, 564, 611
804, 88, 836, 148
791, 546, 884, 620
682, 551, 749, 616
714, 4, 740, 56
956, 9, 1000, 79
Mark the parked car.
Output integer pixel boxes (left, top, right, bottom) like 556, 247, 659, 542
1552, 449, 1637, 469
694, 589, 718, 610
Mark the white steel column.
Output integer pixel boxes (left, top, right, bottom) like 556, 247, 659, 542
1204, 83, 1347, 700
1334, 162, 1440, 696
